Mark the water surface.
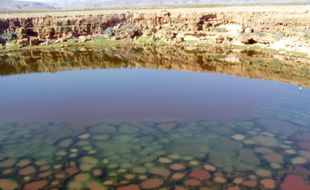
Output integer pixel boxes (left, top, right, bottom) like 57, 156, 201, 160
0, 46, 309, 190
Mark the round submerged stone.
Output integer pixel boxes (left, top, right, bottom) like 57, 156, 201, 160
281, 175, 310, 190
68, 181, 83, 189
243, 180, 257, 188
170, 163, 185, 171
190, 169, 211, 180
0, 159, 16, 168
0, 179, 18, 190
16, 160, 31, 167
74, 173, 90, 182
141, 178, 163, 189
23, 180, 48, 190
103, 180, 114, 186
189, 160, 199, 166
291, 157, 307, 164
149, 167, 170, 178
233, 177, 244, 184
184, 179, 201, 187
231, 134, 245, 141
260, 179, 276, 189
132, 167, 146, 174
117, 184, 140, 190
256, 169, 272, 177
124, 174, 136, 180
214, 176, 226, 184
79, 133, 91, 140
168, 154, 180, 160
19, 166, 36, 176
285, 149, 296, 154
158, 157, 172, 164
171, 172, 185, 180
87, 181, 107, 190
203, 164, 216, 172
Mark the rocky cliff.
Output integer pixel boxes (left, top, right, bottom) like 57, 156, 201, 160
0, 6, 310, 55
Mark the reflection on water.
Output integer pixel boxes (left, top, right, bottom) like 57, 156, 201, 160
0, 46, 310, 190
0, 45, 310, 87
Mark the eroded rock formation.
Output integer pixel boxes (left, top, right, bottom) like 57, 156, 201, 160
0, 9, 309, 55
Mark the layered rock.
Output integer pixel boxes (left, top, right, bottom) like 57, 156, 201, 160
0, 8, 309, 55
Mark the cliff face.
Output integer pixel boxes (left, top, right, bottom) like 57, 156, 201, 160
0, 11, 309, 37
0, 7, 309, 55
1, 46, 309, 87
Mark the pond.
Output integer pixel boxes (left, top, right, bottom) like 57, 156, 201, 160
0, 46, 309, 190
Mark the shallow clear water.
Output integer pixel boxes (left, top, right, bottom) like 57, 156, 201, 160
0, 46, 309, 190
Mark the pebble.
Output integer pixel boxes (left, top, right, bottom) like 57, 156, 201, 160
291, 157, 307, 164
19, 166, 36, 176
233, 177, 244, 184
231, 134, 245, 141
158, 157, 172, 164
168, 154, 180, 160
23, 180, 48, 190
170, 163, 185, 171
141, 178, 163, 189
189, 160, 199, 166
16, 159, 31, 167
78, 133, 90, 139
203, 164, 216, 172
0, 179, 18, 190
285, 149, 297, 154
149, 167, 170, 178
117, 184, 140, 190
184, 179, 201, 187
190, 169, 211, 180
103, 180, 114, 185
132, 167, 146, 174
260, 179, 276, 189
124, 174, 136, 180
213, 176, 226, 184
256, 169, 272, 177
171, 172, 185, 180
243, 180, 257, 188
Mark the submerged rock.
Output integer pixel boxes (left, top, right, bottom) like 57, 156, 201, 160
117, 184, 140, 190
23, 180, 48, 190
141, 178, 163, 189
149, 167, 170, 178
260, 179, 276, 189
190, 169, 211, 180
281, 175, 310, 190
184, 179, 201, 187
291, 157, 307, 164
231, 134, 245, 141
0, 179, 18, 190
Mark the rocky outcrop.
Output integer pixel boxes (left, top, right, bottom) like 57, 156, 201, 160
0, 9, 309, 55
